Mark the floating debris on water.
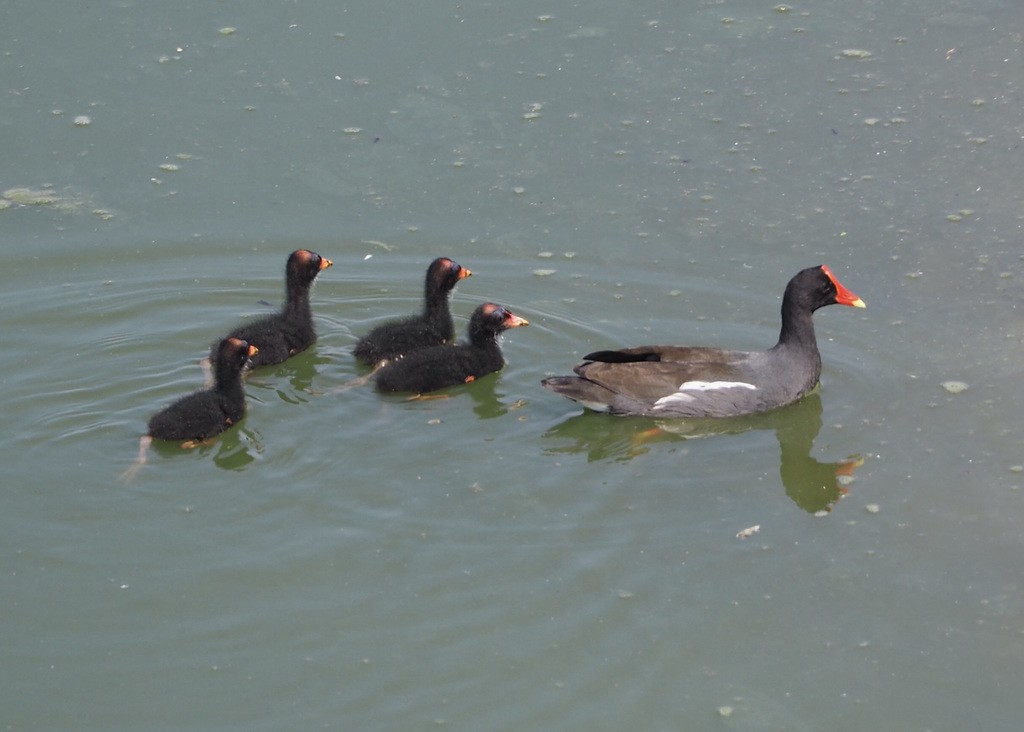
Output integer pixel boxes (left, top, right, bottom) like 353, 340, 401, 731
717, 706, 734, 718
840, 49, 873, 59
736, 524, 760, 540
219, 27, 236, 35
362, 239, 396, 251
5, 187, 57, 205
73, 115, 92, 127
1, 186, 97, 215
865, 503, 880, 514
941, 380, 969, 394
158, 163, 180, 172
533, 269, 556, 277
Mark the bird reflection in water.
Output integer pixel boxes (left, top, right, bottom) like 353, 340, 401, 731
543, 390, 862, 514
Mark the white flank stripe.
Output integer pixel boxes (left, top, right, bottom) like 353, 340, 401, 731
653, 380, 757, 410
678, 380, 757, 392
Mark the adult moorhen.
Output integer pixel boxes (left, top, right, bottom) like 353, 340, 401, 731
354, 257, 471, 366
375, 302, 528, 394
541, 265, 864, 417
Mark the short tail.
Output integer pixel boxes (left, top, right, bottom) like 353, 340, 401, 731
541, 376, 616, 413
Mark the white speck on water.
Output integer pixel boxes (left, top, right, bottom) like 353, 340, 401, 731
736, 524, 760, 539
941, 380, 969, 394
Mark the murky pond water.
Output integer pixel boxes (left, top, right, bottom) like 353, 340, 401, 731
3, 2, 1023, 730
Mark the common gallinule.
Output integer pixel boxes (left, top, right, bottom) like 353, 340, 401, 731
121, 337, 258, 480
354, 257, 471, 366
375, 302, 528, 394
541, 265, 864, 417
218, 249, 332, 368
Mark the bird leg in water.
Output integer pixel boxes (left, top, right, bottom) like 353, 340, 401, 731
321, 362, 385, 395
118, 435, 153, 483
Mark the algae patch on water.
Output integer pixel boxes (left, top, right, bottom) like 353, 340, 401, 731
1, 186, 108, 217
4, 187, 60, 205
